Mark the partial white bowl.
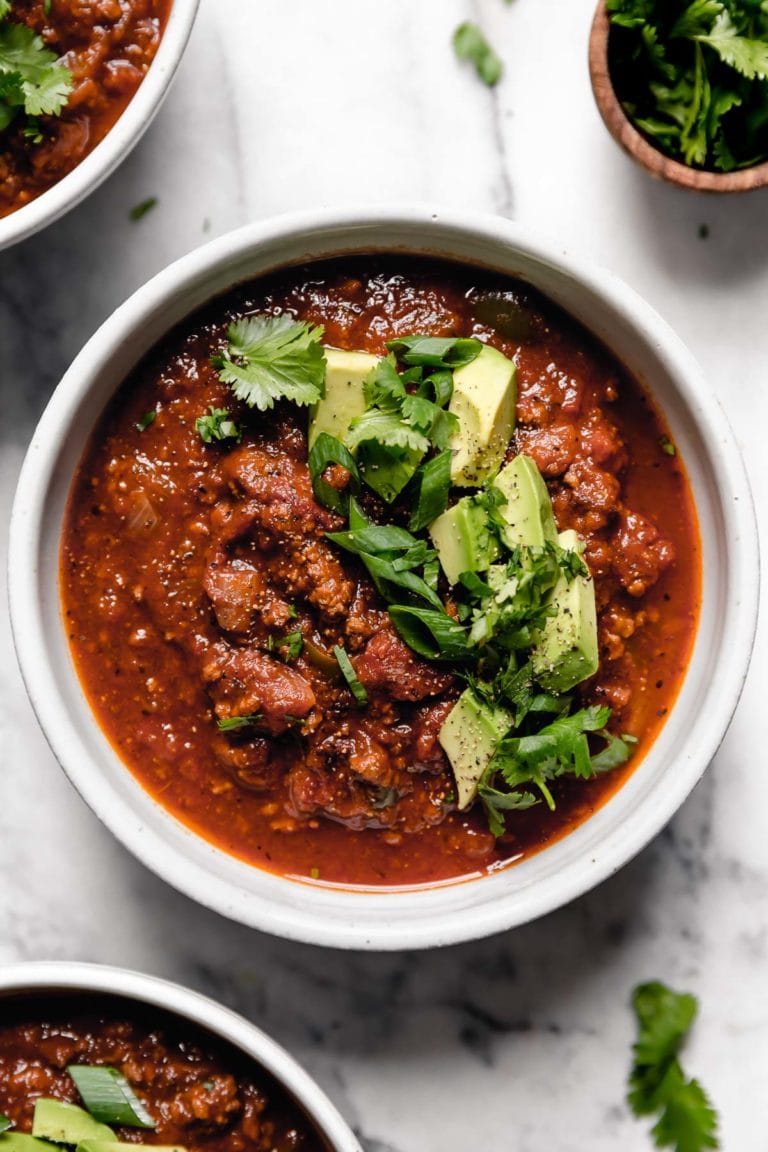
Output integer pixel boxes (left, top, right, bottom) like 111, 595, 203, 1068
8, 206, 760, 949
0, 961, 361, 1152
0, 0, 200, 252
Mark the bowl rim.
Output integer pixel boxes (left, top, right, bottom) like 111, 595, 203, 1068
8, 204, 761, 949
0, 0, 201, 253
588, 0, 768, 193
0, 961, 361, 1152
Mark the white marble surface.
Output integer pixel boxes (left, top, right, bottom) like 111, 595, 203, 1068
1, 0, 767, 1148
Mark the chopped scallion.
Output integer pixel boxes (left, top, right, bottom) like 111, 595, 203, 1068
67, 1066, 156, 1130
308, 432, 361, 515
333, 645, 368, 705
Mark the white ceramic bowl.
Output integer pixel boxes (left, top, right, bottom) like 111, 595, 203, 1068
0, 0, 199, 252
8, 206, 760, 949
0, 961, 361, 1152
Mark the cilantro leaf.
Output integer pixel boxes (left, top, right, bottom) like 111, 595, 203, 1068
196, 406, 241, 444
0, 19, 72, 133
214, 314, 326, 412
696, 11, 768, 79
453, 22, 503, 86
628, 982, 720, 1151
608, 0, 768, 170
346, 409, 430, 454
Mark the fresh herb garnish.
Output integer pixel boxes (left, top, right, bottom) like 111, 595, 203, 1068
216, 713, 262, 732
408, 449, 452, 532
0, 1116, 12, 1134
136, 410, 156, 432
327, 498, 445, 611
129, 197, 157, 222
628, 982, 719, 1151
213, 314, 326, 412
0, 14, 73, 137
659, 435, 677, 456
68, 1065, 156, 1130
274, 630, 303, 661
196, 406, 241, 444
333, 645, 368, 705
345, 353, 460, 502
453, 21, 503, 86
608, 0, 768, 171
482, 704, 635, 816
308, 432, 361, 516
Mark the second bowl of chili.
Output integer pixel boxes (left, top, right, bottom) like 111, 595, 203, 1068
8, 206, 759, 948
0, 0, 200, 251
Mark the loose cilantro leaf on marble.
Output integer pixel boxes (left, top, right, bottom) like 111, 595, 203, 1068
129, 197, 158, 222
214, 314, 326, 412
0, 16, 72, 135
628, 982, 719, 1151
607, 0, 768, 170
453, 21, 503, 86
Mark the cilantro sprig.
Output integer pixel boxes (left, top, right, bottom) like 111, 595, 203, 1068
0, 13, 72, 136
629, 982, 720, 1151
213, 314, 326, 412
453, 21, 504, 86
608, 0, 768, 170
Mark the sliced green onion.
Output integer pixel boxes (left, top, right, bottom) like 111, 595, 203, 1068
409, 450, 452, 532
308, 432, 360, 514
135, 410, 156, 432
388, 606, 470, 661
326, 522, 423, 556
216, 714, 262, 732
386, 335, 482, 369
0, 1116, 12, 1134
67, 1067, 155, 1130
333, 646, 368, 705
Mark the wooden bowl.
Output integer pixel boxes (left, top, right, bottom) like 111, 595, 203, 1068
588, 1, 768, 193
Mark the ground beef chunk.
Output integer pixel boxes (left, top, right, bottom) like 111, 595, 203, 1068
516, 423, 578, 476
202, 644, 316, 734
203, 559, 263, 633
412, 700, 454, 770
222, 446, 337, 538
612, 511, 675, 597
564, 458, 622, 514
353, 630, 455, 701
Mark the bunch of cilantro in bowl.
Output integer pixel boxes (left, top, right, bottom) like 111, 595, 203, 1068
0, 0, 72, 140
607, 0, 768, 172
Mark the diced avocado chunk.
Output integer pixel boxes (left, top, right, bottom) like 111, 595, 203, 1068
0, 1135, 57, 1152
78, 1144, 187, 1152
448, 345, 517, 487
439, 688, 512, 809
493, 454, 557, 548
32, 1101, 114, 1146
429, 495, 499, 585
308, 348, 377, 449
532, 529, 599, 693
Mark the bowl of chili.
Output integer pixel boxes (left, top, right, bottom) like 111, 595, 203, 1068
0, 961, 361, 1152
8, 205, 759, 949
0, 0, 199, 250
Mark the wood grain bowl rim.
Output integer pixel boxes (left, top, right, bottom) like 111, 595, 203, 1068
588, 1, 768, 193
